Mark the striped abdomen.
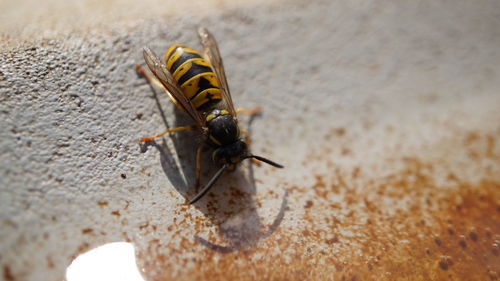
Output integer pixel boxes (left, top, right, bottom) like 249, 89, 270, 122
163, 44, 222, 110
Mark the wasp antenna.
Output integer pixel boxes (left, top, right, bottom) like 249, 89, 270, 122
189, 164, 228, 204
246, 155, 284, 168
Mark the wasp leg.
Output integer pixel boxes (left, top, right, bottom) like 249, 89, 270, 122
236, 107, 262, 116
135, 64, 165, 89
135, 64, 184, 111
240, 129, 261, 166
140, 125, 195, 142
195, 145, 206, 189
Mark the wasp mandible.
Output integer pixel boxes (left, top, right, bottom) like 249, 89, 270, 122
137, 28, 283, 204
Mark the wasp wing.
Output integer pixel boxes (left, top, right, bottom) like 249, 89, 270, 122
143, 47, 205, 129
197, 27, 236, 117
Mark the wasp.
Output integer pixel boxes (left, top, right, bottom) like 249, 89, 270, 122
136, 28, 283, 204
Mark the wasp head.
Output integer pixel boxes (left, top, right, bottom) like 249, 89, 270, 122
188, 109, 284, 204
212, 140, 248, 169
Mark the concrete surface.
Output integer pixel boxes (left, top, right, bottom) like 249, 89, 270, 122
1, 0, 500, 280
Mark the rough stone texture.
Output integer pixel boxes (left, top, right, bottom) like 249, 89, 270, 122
1, 0, 500, 280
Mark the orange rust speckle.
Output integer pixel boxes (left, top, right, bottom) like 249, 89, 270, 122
438, 255, 453, 270
458, 235, 467, 248
81, 228, 93, 234
111, 210, 120, 216
3, 265, 14, 281
325, 237, 339, 244
47, 257, 54, 269
304, 200, 313, 209
352, 166, 361, 179
334, 128, 345, 137
341, 147, 351, 156
464, 131, 479, 144
447, 227, 455, 236
97, 201, 108, 206
447, 172, 459, 182
77, 242, 90, 254
486, 135, 496, 157
469, 228, 478, 241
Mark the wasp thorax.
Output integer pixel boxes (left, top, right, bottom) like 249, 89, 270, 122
206, 109, 239, 146
212, 140, 248, 165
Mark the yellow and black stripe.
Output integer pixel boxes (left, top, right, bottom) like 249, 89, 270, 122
163, 44, 222, 110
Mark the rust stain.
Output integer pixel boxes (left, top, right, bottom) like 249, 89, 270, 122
97, 201, 108, 206
304, 200, 313, 209
81, 228, 93, 234
135, 130, 499, 281
3, 265, 14, 281
164, 177, 498, 281
77, 242, 90, 256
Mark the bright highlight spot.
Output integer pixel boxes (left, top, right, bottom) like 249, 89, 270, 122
66, 242, 145, 281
